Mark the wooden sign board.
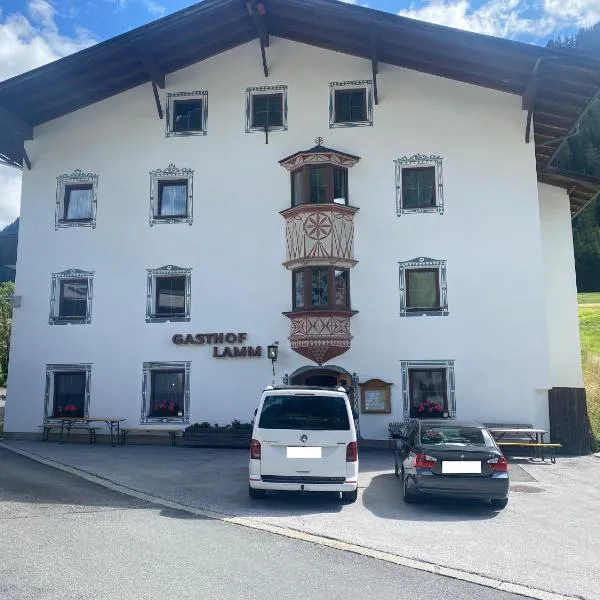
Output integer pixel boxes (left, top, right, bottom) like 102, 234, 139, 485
360, 379, 392, 414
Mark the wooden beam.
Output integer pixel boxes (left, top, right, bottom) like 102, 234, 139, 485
260, 39, 269, 77
152, 81, 163, 119
246, 0, 269, 47
133, 46, 165, 88
22, 147, 31, 170
525, 108, 533, 143
0, 105, 33, 140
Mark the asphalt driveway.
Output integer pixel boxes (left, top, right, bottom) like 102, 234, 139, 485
2, 440, 599, 599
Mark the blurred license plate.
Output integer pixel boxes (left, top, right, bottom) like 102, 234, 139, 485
287, 447, 321, 459
442, 461, 481, 474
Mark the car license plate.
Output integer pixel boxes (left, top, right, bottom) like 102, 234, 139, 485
287, 446, 321, 459
442, 461, 481, 474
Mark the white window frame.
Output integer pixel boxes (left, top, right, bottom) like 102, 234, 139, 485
329, 80, 374, 128
49, 269, 94, 325
55, 169, 98, 229
245, 85, 288, 133
398, 257, 448, 317
146, 265, 191, 323
400, 360, 456, 421
395, 154, 444, 215
165, 91, 208, 137
44, 364, 92, 422
149, 164, 194, 226
141, 361, 191, 424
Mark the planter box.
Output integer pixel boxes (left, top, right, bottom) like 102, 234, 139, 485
182, 427, 252, 448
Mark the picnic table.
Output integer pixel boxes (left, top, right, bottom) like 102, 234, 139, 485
488, 427, 561, 463
56, 417, 126, 446
488, 427, 547, 443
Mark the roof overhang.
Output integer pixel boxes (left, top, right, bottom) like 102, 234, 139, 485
1, 0, 599, 213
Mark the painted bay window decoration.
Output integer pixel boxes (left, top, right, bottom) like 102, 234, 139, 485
141, 361, 190, 424
292, 267, 350, 310
245, 85, 288, 133
49, 269, 94, 325
280, 140, 360, 365
395, 154, 444, 215
398, 257, 448, 316
400, 360, 456, 420
55, 169, 98, 229
329, 80, 373, 127
44, 364, 91, 420
165, 91, 207, 136
149, 164, 193, 226
146, 265, 191, 323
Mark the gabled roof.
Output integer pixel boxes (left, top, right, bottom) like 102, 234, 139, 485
1, 0, 600, 212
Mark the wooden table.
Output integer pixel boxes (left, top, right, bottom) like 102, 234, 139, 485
58, 417, 127, 446
488, 428, 547, 444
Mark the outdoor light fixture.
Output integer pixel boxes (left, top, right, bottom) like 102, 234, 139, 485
267, 343, 279, 380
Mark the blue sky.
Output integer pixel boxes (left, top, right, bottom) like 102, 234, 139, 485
0, 0, 599, 227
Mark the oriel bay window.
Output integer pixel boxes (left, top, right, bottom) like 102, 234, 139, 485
291, 165, 349, 206
142, 362, 190, 424
293, 267, 350, 310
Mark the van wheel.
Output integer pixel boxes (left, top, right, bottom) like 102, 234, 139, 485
249, 485, 266, 499
490, 498, 508, 509
341, 489, 358, 504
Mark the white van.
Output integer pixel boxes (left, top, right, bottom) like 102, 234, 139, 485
248, 385, 359, 503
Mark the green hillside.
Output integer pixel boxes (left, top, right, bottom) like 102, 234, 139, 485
579, 293, 600, 443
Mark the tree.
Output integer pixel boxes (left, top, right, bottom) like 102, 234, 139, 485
0, 281, 15, 385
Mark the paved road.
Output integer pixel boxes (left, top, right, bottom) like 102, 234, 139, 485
0, 449, 525, 600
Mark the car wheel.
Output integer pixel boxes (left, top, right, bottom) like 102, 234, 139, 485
341, 489, 358, 504
248, 485, 266, 499
402, 471, 418, 504
490, 497, 508, 509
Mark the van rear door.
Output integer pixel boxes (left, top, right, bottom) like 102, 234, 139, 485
257, 393, 352, 480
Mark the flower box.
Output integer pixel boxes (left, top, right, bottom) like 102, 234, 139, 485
182, 421, 252, 448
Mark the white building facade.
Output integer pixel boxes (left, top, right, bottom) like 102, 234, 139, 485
1, 0, 596, 442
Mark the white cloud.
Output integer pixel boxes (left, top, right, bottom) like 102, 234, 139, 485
399, 0, 599, 40
0, 0, 98, 230
143, 1, 166, 17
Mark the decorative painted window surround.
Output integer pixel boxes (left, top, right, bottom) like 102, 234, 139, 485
146, 265, 191, 323
400, 360, 456, 420
165, 91, 208, 137
398, 257, 448, 317
149, 164, 194, 226
141, 361, 191, 424
395, 154, 444, 215
55, 169, 98, 229
329, 80, 374, 128
49, 269, 94, 325
245, 85, 288, 133
44, 364, 91, 421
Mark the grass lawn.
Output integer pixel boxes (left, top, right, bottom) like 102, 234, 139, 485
578, 292, 600, 304
579, 301, 600, 444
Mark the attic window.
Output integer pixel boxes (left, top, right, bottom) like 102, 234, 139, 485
329, 80, 373, 128
246, 85, 288, 133
166, 91, 207, 137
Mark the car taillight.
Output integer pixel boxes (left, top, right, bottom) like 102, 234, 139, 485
250, 439, 261, 460
488, 456, 508, 472
415, 453, 437, 470
346, 441, 358, 462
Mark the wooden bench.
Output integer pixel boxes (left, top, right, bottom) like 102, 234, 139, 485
120, 427, 182, 446
39, 423, 98, 444
496, 442, 562, 464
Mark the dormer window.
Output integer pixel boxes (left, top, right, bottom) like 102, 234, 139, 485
291, 166, 349, 206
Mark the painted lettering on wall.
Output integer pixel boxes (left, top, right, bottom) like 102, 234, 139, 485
171, 332, 262, 359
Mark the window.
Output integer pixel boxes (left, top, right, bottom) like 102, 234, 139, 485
149, 164, 193, 226
44, 364, 91, 421
291, 166, 349, 206
292, 267, 350, 310
141, 362, 190, 424
55, 169, 98, 229
49, 269, 94, 325
245, 86, 288, 133
329, 80, 373, 128
166, 91, 207, 136
259, 395, 350, 430
399, 257, 448, 317
401, 360, 456, 419
146, 265, 191, 323
395, 154, 444, 215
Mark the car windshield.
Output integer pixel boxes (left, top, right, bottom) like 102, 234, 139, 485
420, 425, 495, 446
258, 395, 350, 430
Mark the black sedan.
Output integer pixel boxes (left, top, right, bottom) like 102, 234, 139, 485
394, 419, 509, 509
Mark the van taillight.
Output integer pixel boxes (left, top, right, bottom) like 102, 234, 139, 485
346, 441, 358, 462
415, 453, 437, 470
488, 456, 508, 472
250, 439, 261, 460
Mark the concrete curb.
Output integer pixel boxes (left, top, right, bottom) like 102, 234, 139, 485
0, 441, 586, 600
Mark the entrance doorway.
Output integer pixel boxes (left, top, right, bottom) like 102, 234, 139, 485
290, 367, 350, 388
